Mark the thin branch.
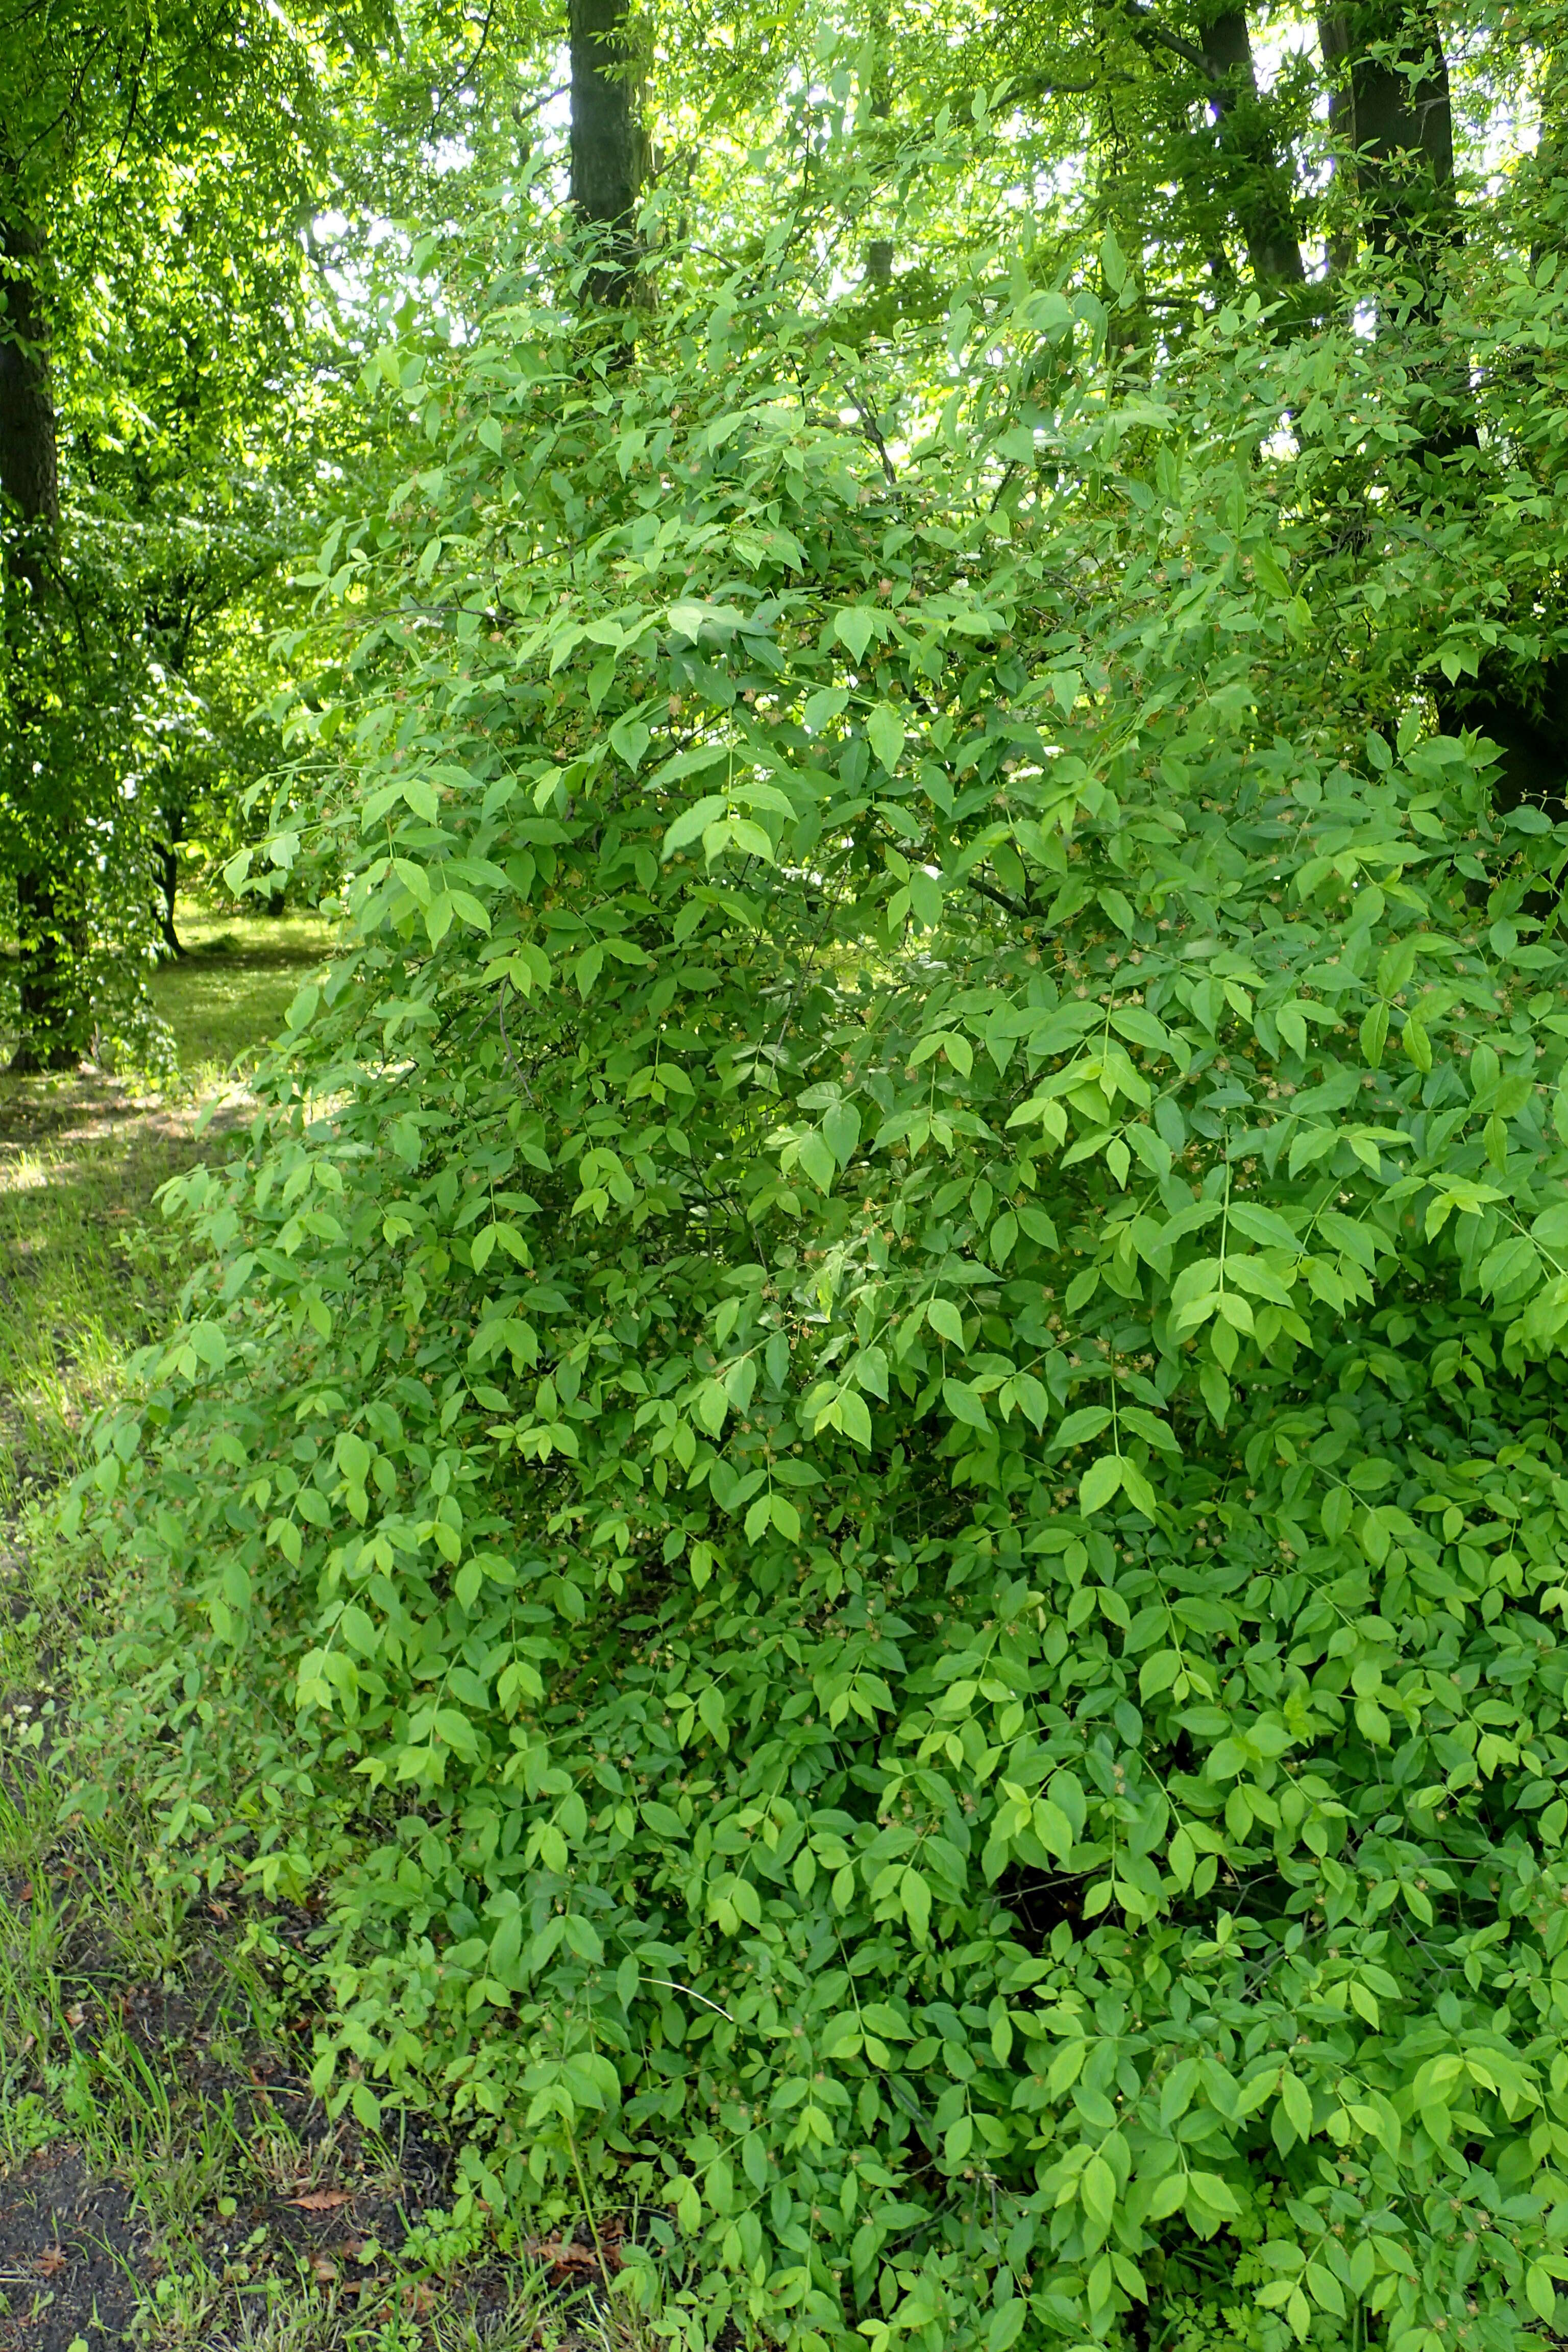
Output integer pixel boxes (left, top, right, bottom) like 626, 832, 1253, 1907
1003, 69, 1114, 101
513, 80, 570, 125
968, 873, 1029, 921
430, 0, 500, 118
495, 977, 535, 1102
1120, 0, 1219, 82
844, 384, 898, 487
112, 20, 155, 170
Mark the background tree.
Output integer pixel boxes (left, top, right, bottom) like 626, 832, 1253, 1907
0, 0, 561, 1060
569, 0, 651, 305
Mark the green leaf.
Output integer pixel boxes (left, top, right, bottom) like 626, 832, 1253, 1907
1280, 2070, 1313, 2141
1120, 1406, 1178, 1452
1054, 1406, 1111, 1450
838, 1390, 873, 1448
1227, 1202, 1298, 1252
663, 795, 726, 857
909, 870, 944, 927
575, 942, 604, 997
1527, 2264, 1558, 2324
835, 607, 881, 664
1082, 2151, 1116, 2226
822, 1101, 861, 1165
796, 1131, 836, 1193
608, 714, 651, 770
1254, 544, 1290, 598
987, 2300, 1025, 2352
802, 687, 850, 731
1080, 1454, 1124, 1514
1119, 1459, 1158, 1518
1140, 1649, 1181, 1698
943, 1378, 991, 1430
927, 1297, 965, 1345
867, 702, 906, 772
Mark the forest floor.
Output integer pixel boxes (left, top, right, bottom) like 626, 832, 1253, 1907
0, 912, 618, 2352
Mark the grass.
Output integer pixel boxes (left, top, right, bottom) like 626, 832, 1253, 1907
0, 904, 334, 1510
0, 904, 644, 2349
153, 905, 338, 1084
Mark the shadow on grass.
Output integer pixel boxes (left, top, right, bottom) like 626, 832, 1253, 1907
0, 1081, 244, 1510
150, 907, 338, 1084
0, 903, 335, 1508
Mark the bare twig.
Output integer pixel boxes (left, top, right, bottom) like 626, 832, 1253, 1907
495, 977, 535, 1102
430, 0, 500, 118
642, 1977, 736, 2020
845, 384, 899, 488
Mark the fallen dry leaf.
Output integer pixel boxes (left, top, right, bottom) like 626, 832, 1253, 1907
311, 2255, 338, 2284
64, 2003, 85, 2028
289, 2189, 354, 2212
35, 2248, 66, 2277
524, 2235, 621, 2275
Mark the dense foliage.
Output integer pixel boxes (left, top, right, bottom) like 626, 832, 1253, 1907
60, 95, 1568, 2345
13, 0, 1567, 2345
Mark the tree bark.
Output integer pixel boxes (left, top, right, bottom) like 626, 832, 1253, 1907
1196, 5, 1307, 295
0, 210, 58, 580
157, 836, 184, 957
1429, 104, 1568, 816
1316, 9, 1358, 274
1, 187, 84, 1073
865, 0, 894, 289
1309, 10, 1568, 815
568, 0, 650, 309
1336, 0, 1459, 286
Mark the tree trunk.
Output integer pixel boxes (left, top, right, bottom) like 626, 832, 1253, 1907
1196, 6, 1307, 295
0, 210, 57, 584
1316, 10, 1359, 276
1308, 10, 1568, 816
1, 189, 83, 1074
1525, 38, 1567, 275
1430, 108, 1568, 815
568, 0, 650, 309
865, 0, 894, 289
157, 838, 184, 956
1434, 666, 1568, 823
1337, 0, 1459, 286
1324, 2, 1568, 812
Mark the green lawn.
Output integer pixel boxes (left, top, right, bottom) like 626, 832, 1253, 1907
0, 901, 336, 1510
152, 903, 339, 1087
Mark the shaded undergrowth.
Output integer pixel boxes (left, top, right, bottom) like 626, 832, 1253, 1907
0, 905, 644, 2349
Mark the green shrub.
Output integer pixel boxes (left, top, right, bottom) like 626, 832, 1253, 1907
63, 199, 1568, 2351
